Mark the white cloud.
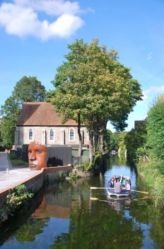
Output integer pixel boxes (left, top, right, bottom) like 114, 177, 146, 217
143, 85, 164, 100
0, 0, 84, 40
15, 0, 80, 15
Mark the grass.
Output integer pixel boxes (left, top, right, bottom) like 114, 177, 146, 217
138, 159, 164, 207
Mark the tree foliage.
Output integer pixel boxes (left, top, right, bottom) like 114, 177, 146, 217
106, 130, 118, 151
146, 95, 164, 160
50, 39, 142, 158
13, 76, 46, 102
125, 126, 147, 161
0, 96, 20, 148
0, 76, 46, 148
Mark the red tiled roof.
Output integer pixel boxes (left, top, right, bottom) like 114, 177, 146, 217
17, 102, 77, 126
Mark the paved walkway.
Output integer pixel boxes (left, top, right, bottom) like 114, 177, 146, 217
0, 152, 42, 194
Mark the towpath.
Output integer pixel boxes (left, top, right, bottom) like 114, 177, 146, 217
0, 152, 41, 194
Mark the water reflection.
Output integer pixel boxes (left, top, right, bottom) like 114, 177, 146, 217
0, 161, 163, 249
104, 159, 137, 190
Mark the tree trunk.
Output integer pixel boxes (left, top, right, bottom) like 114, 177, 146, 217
89, 131, 94, 163
97, 122, 107, 153
77, 112, 82, 164
101, 125, 108, 153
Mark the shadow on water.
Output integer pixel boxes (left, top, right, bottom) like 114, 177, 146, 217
0, 158, 164, 249
0, 189, 44, 245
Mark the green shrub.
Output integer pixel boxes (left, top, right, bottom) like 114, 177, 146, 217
147, 95, 164, 160
82, 162, 92, 171
9, 151, 17, 160
6, 184, 34, 213
136, 146, 149, 162
138, 160, 164, 207
68, 171, 79, 181
0, 185, 34, 223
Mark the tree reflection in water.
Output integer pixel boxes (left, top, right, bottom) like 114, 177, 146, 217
52, 197, 143, 249
15, 218, 47, 242
0, 173, 163, 249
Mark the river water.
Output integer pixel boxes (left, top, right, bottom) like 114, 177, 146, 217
0, 160, 164, 249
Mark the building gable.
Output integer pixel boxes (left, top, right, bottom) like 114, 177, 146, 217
17, 102, 77, 126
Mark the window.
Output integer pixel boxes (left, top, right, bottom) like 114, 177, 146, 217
29, 129, 33, 140
50, 129, 54, 140
69, 128, 75, 141
16, 129, 20, 145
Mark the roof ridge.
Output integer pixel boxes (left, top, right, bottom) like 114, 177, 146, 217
23, 101, 48, 104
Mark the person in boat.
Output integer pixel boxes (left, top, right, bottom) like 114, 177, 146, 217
108, 176, 115, 188
125, 177, 131, 192
114, 177, 122, 193
120, 176, 126, 187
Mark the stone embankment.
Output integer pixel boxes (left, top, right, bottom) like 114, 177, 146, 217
0, 152, 72, 208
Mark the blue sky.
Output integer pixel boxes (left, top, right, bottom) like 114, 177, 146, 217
0, 0, 164, 130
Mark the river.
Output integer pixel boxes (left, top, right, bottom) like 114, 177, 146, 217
0, 159, 163, 249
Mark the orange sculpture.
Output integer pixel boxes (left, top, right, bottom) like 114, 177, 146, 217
28, 142, 47, 170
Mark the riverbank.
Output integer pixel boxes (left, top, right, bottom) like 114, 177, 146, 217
138, 159, 164, 207
0, 166, 72, 224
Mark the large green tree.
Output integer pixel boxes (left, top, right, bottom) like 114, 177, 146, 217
125, 127, 147, 161
50, 39, 142, 160
146, 95, 164, 160
0, 76, 46, 148
13, 76, 46, 102
0, 96, 20, 148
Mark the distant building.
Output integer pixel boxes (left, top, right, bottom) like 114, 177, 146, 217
134, 120, 146, 130
15, 102, 90, 149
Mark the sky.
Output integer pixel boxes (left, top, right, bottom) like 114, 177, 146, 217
0, 0, 164, 130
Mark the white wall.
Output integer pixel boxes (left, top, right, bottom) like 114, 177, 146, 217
15, 126, 89, 147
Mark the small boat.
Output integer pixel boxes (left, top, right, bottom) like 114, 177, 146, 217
106, 175, 131, 198
106, 188, 130, 198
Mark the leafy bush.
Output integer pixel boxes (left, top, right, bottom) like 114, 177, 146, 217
138, 160, 164, 207
136, 147, 149, 162
6, 184, 34, 213
82, 162, 93, 171
9, 150, 17, 160
68, 171, 79, 181
125, 126, 147, 161
146, 95, 164, 160
9, 152, 28, 167
0, 185, 34, 223
137, 96, 164, 207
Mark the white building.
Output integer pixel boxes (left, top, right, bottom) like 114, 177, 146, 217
15, 102, 90, 148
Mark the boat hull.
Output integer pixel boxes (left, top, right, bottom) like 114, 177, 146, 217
106, 188, 130, 198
